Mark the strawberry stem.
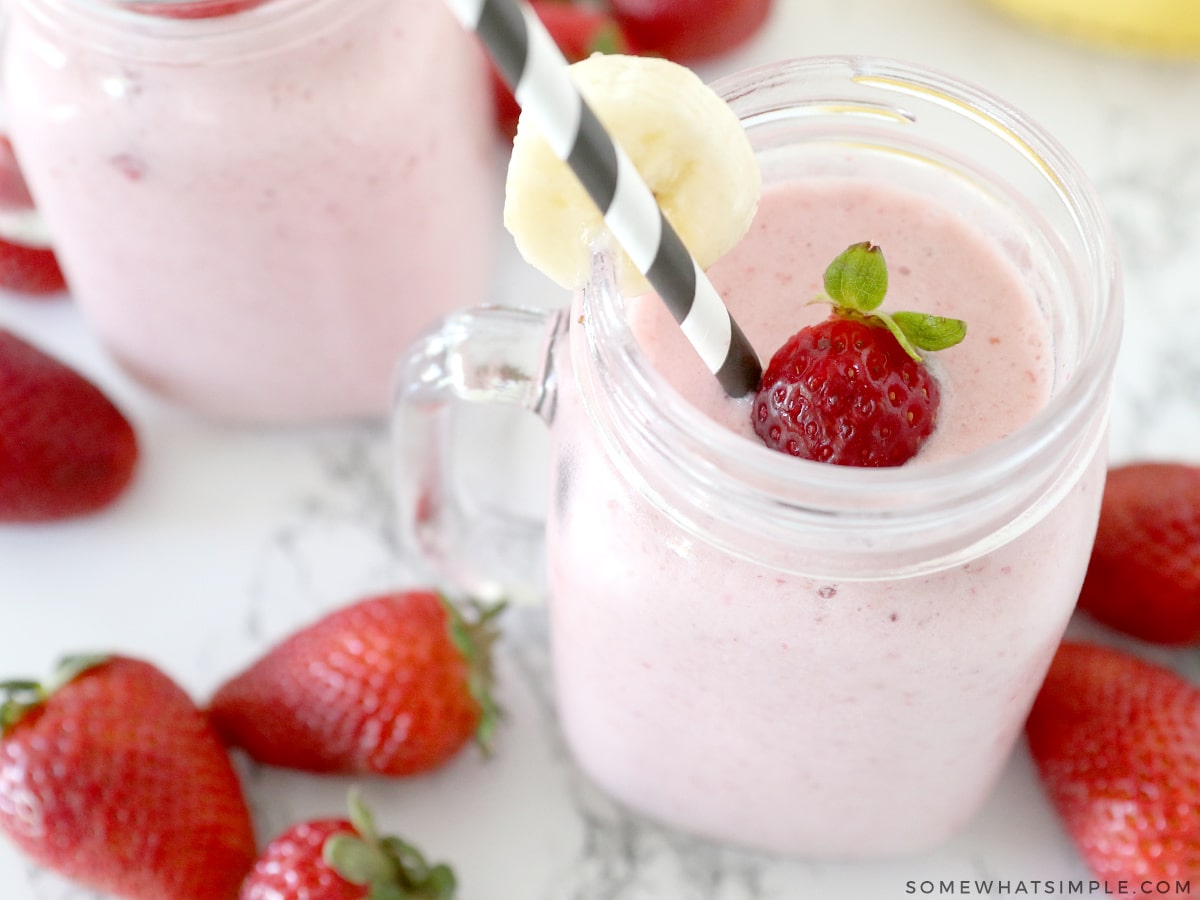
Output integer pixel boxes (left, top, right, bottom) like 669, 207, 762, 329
589, 22, 627, 55
440, 595, 506, 755
0, 655, 108, 736
823, 241, 888, 312
0, 680, 45, 734
820, 242, 966, 361
325, 790, 458, 899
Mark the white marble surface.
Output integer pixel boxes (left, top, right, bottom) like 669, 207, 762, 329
3, 1, 1200, 898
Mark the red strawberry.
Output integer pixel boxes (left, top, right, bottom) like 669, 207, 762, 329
241, 791, 456, 899
1077, 462, 1200, 646
1025, 642, 1200, 893
492, 1, 634, 138
125, 0, 268, 17
0, 655, 258, 900
0, 136, 66, 296
0, 137, 36, 211
0, 329, 138, 522
753, 242, 965, 467
0, 237, 66, 295
209, 591, 503, 776
609, 0, 771, 61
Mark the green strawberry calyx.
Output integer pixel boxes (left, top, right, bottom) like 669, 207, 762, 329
324, 789, 457, 900
440, 594, 506, 755
589, 22, 628, 55
817, 241, 967, 361
0, 653, 109, 736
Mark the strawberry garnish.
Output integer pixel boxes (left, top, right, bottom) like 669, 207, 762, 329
0, 329, 138, 522
0, 656, 257, 900
1077, 462, 1200, 646
753, 242, 966, 467
0, 237, 66, 295
608, 0, 771, 61
209, 591, 504, 776
241, 790, 456, 899
492, 1, 634, 138
1026, 642, 1200, 893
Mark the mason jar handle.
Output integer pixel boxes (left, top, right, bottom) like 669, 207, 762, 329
392, 305, 569, 606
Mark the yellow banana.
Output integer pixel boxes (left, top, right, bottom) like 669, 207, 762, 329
983, 0, 1200, 56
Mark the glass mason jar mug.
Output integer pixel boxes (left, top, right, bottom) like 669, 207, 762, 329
1, 0, 498, 422
394, 57, 1122, 856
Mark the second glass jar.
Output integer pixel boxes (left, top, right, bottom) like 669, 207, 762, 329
2, 0, 498, 422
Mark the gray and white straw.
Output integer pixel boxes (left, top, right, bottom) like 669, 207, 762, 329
444, 0, 763, 398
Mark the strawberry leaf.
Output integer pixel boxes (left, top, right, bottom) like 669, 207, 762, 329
422, 865, 457, 899
589, 22, 628, 55
347, 787, 379, 844
823, 241, 888, 312
891, 311, 967, 353
326, 792, 459, 899
1, 655, 110, 735
819, 243, 967, 362
440, 595, 506, 755
0, 680, 44, 734
324, 834, 394, 886
382, 836, 458, 899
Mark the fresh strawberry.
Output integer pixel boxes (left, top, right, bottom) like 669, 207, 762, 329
125, 0, 268, 17
753, 242, 966, 467
1025, 642, 1200, 893
0, 329, 138, 522
0, 137, 65, 296
0, 237, 66, 295
241, 790, 456, 900
608, 0, 771, 61
209, 591, 503, 776
1077, 463, 1200, 646
0, 137, 36, 211
0, 655, 258, 900
491, 1, 634, 138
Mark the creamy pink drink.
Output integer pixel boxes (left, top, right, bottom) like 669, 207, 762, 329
544, 175, 1106, 855
631, 179, 1052, 462
390, 57, 1122, 858
3, 0, 496, 422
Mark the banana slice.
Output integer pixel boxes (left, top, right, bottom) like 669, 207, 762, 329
504, 54, 761, 293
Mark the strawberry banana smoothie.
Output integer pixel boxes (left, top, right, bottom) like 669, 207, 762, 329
633, 179, 1050, 462
391, 56, 1121, 858
544, 173, 1110, 855
2, 0, 496, 422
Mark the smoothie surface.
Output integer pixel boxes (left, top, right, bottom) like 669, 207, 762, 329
628, 177, 1053, 464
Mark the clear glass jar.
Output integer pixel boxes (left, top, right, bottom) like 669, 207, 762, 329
2, 0, 498, 421
393, 57, 1122, 856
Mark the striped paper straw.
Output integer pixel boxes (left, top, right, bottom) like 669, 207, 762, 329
445, 0, 763, 398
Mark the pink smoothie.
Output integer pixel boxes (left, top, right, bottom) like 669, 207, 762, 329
544, 177, 1106, 856
631, 178, 1052, 462
3, 0, 497, 422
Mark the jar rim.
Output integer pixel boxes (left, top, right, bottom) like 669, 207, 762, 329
578, 55, 1122, 575
10, 0, 361, 56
